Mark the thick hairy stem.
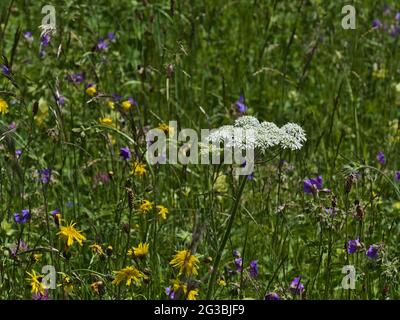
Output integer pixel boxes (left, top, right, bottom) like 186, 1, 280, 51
206, 176, 247, 299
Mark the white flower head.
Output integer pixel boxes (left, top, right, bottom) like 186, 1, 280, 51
208, 125, 257, 150
256, 122, 283, 149
234, 116, 260, 129
207, 116, 306, 152
279, 123, 307, 150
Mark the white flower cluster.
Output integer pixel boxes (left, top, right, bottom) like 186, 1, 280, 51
207, 116, 306, 151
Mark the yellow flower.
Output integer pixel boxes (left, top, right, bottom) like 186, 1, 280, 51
218, 279, 227, 286
187, 289, 199, 300
35, 98, 49, 125
112, 266, 145, 286
99, 117, 113, 125
372, 64, 386, 79
393, 201, 400, 210
213, 175, 228, 193
107, 100, 115, 109
86, 85, 97, 96
128, 242, 149, 258
122, 100, 132, 111
58, 273, 74, 294
156, 205, 168, 220
89, 243, 105, 255
140, 200, 153, 213
132, 161, 146, 176
0, 98, 9, 115
33, 254, 42, 263
57, 221, 86, 247
158, 123, 174, 136
26, 270, 45, 295
170, 249, 199, 277
170, 279, 198, 300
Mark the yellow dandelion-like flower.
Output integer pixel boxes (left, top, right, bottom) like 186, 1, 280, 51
99, 117, 113, 125
128, 242, 149, 258
107, 100, 115, 109
187, 289, 199, 300
218, 279, 227, 287
170, 249, 199, 277
26, 270, 45, 295
139, 200, 153, 213
158, 123, 174, 136
132, 161, 146, 176
57, 221, 86, 247
89, 243, 105, 256
112, 266, 145, 286
0, 98, 9, 115
86, 85, 97, 96
156, 205, 168, 220
122, 100, 132, 111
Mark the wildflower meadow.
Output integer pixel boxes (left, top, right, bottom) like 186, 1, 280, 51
0, 0, 399, 301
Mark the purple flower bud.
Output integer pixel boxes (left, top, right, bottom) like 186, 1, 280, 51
366, 245, 379, 259
347, 237, 361, 254
303, 176, 323, 194
377, 151, 385, 165
68, 73, 84, 84
39, 168, 51, 184
232, 250, 241, 258
372, 19, 383, 29
165, 287, 175, 299
14, 209, 30, 224
32, 290, 49, 300
120, 147, 132, 160
325, 207, 338, 216
108, 32, 116, 41
1, 64, 10, 75
24, 31, 33, 42
265, 292, 280, 300
235, 95, 247, 113
112, 93, 122, 101
51, 208, 60, 216
15, 149, 22, 160
40, 33, 51, 46
290, 276, 305, 295
56, 94, 65, 106
10, 240, 28, 257
128, 96, 138, 106
234, 257, 243, 272
396, 171, 400, 181
97, 38, 108, 50
249, 260, 258, 278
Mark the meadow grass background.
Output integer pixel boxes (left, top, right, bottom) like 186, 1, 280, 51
0, 0, 399, 300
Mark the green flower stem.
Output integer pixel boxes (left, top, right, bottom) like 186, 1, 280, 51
206, 175, 248, 299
